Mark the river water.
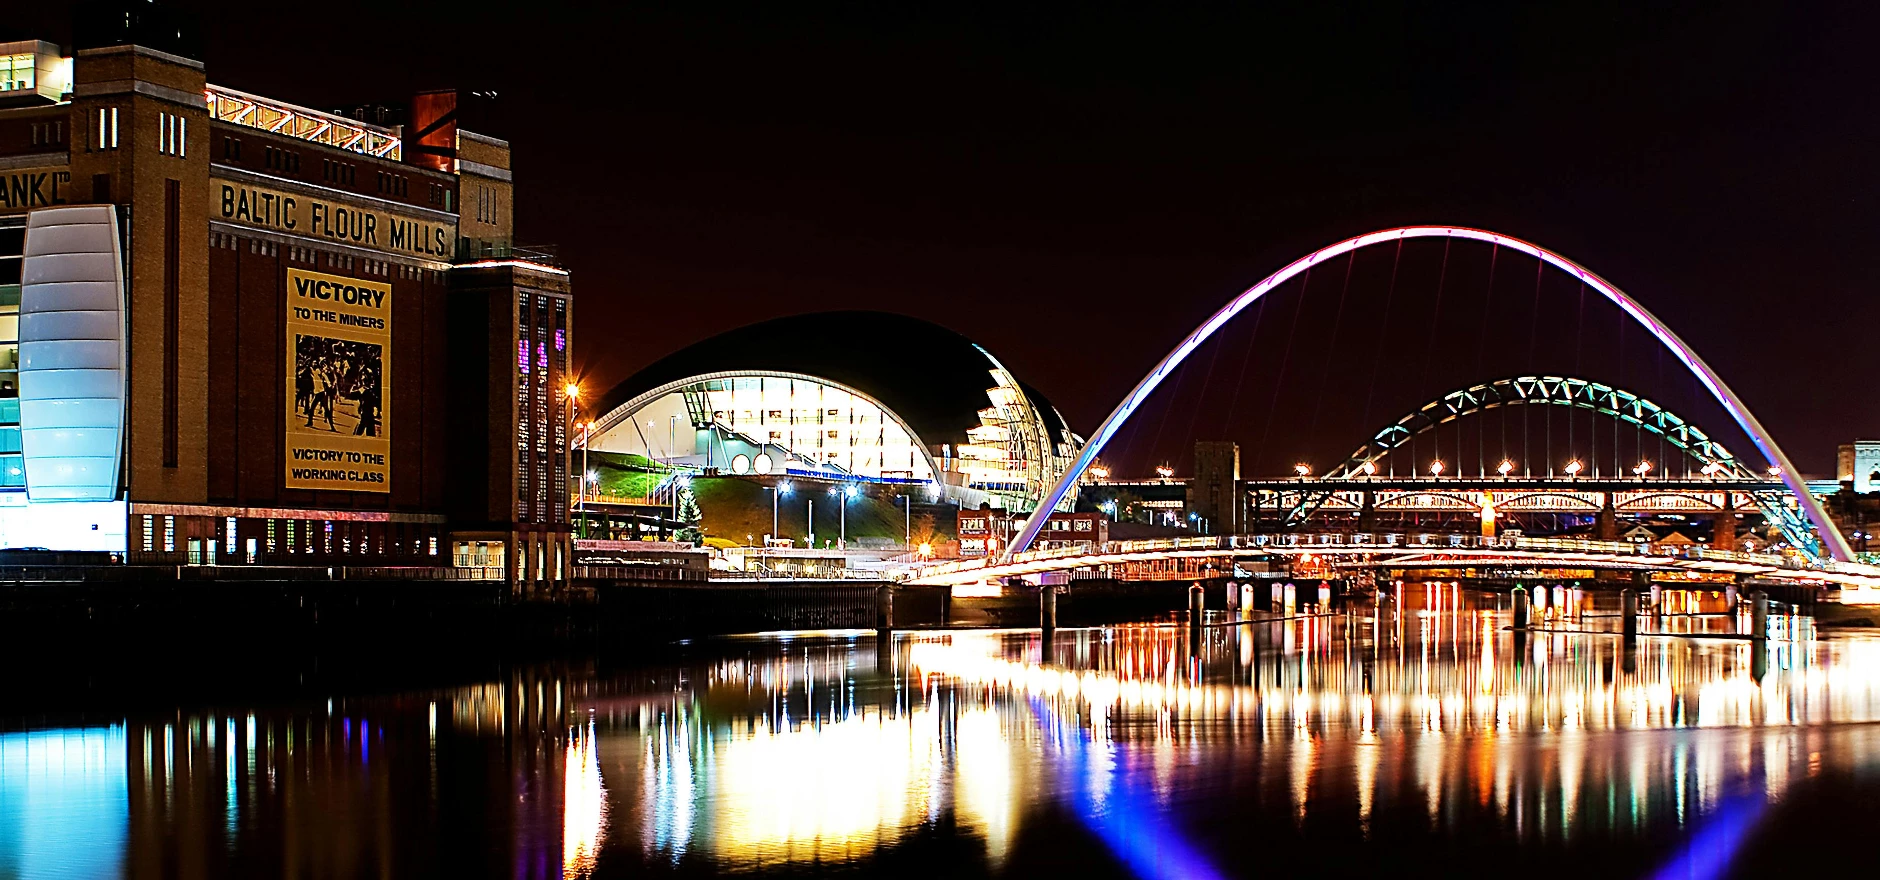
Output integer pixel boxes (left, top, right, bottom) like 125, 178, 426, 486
5, 585, 1880, 878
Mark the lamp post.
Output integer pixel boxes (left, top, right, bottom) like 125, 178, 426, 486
577, 419, 593, 537
770, 480, 793, 542
896, 492, 912, 551
563, 383, 579, 541
833, 483, 857, 549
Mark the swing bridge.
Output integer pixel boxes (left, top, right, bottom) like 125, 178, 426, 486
902, 227, 1880, 598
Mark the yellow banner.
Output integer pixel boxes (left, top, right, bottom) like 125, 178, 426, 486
214, 177, 455, 260
285, 268, 391, 492
0, 166, 73, 213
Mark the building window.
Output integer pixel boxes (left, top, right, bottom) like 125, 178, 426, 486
93, 107, 119, 150
225, 517, 236, 555
162, 516, 175, 552
158, 112, 186, 156
141, 515, 154, 552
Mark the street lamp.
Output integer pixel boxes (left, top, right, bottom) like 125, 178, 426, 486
1429, 459, 1445, 477
831, 483, 858, 549
1089, 466, 1110, 480
1359, 461, 1376, 477
1498, 459, 1514, 477
1294, 463, 1311, 477
896, 492, 912, 552
1156, 465, 1174, 480
1634, 460, 1652, 478
1767, 465, 1782, 477
768, 480, 794, 542
1565, 459, 1583, 478
583, 469, 598, 537
577, 420, 594, 536
563, 383, 579, 543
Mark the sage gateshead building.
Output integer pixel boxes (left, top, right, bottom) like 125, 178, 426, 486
585, 312, 1086, 512
0, 6, 577, 592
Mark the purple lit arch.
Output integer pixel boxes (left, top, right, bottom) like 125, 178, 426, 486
1006, 227, 1853, 562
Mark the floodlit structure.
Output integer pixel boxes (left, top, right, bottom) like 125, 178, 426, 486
0, 9, 577, 593
588, 312, 1084, 511
1007, 227, 1853, 562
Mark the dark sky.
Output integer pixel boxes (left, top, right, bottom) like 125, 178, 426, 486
21, 1, 1880, 476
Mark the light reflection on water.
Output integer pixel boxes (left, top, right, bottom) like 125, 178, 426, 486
5, 588, 1880, 877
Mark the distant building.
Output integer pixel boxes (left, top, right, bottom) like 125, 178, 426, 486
1187, 441, 1239, 533
583, 313, 1084, 512
0, 7, 574, 595
957, 503, 1106, 557
1839, 440, 1880, 494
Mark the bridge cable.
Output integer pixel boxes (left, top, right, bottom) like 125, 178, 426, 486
1524, 254, 1545, 478
1415, 241, 1454, 475
1254, 267, 1313, 474
1219, 296, 1270, 447
1306, 251, 1359, 456
1615, 308, 1626, 478
1173, 302, 1229, 473
1475, 243, 1500, 479
1357, 239, 1406, 470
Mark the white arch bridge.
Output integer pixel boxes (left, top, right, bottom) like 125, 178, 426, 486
1004, 226, 1856, 564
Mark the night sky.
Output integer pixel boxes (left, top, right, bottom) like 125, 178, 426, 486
17, 2, 1880, 476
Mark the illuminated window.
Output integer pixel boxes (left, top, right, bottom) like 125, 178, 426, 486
1, 53, 35, 91
141, 515, 154, 552
225, 517, 237, 555
162, 516, 175, 552
266, 519, 277, 553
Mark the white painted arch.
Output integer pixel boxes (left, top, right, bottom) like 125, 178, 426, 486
1006, 227, 1853, 562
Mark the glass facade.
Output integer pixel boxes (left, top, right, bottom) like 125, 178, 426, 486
0, 224, 25, 489
599, 375, 933, 483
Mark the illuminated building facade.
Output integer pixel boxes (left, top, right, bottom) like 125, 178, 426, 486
588, 312, 1083, 511
0, 7, 572, 591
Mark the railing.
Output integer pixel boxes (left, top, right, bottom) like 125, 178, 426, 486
206, 85, 400, 159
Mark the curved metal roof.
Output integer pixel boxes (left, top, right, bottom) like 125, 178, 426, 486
591, 311, 1074, 453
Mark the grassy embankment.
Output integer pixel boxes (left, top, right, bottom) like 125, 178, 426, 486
585, 451, 952, 547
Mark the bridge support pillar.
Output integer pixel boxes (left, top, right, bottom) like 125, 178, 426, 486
1188, 582, 1206, 623
1713, 500, 1737, 552
876, 585, 895, 634
1750, 590, 1769, 641
1621, 589, 1639, 640
1597, 494, 1619, 541
1040, 583, 1058, 633
1357, 491, 1377, 533
1225, 580, 1240, 615
1634, 571, 1660, 617
1511, 584, 1529, 630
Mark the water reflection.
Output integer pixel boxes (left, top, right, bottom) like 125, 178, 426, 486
6, 589, 1880, 877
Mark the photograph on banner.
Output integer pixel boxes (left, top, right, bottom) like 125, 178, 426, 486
284, 268, 391, 492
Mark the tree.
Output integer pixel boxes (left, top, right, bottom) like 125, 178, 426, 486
675, 487, 704, 545
909, 513, 940, 555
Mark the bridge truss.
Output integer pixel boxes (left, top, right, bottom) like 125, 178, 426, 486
1276, 375, 1819, 553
